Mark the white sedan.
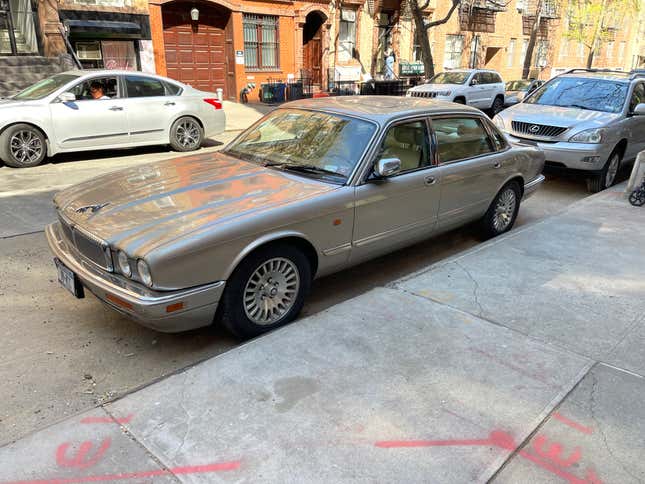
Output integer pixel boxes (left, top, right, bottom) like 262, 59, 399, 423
0, 70, 226, 168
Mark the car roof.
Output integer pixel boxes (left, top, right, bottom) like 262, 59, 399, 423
60, 69, 185, 86
281, 96, 484, 124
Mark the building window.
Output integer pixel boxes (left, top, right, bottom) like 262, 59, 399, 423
535, 40, 548, 67
338, 9, 356, 63
75, 40, 138, 70
618, 41, 626, 60
558, 39, 568, 60
444, 34, 463, 69
578, 41, 585, 58
606, 41, 614, 59
521, 39, 528, 65
507, 38, 516, 67
243, 14, 279, 70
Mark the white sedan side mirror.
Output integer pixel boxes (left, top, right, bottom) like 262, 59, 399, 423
58, 92, 76, 103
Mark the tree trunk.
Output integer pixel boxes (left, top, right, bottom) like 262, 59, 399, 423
410, 0, 435, 78
586, 0, 607, 69
586, 47, 595, 68
522, 0, 542, 79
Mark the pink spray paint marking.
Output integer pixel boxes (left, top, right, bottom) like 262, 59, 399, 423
3, 460, 241, 484
79, 415, 133, 425
552, 413, 593, 435
376, 428, 602, 484
56, 439, 112, 470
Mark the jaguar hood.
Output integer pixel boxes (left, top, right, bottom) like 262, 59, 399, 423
54, 151, 336, 254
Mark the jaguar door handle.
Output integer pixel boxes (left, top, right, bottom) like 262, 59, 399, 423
108, 106, 123, 111
424, 175, 437, 185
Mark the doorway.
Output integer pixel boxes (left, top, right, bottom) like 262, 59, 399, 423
303, 11, 324, 86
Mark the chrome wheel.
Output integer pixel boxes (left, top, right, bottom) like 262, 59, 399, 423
10, 130, 43, 165
605, 154, 620, 188
243, 257, 300, 326
175, 120, 200, 149
493, 187, 517, 232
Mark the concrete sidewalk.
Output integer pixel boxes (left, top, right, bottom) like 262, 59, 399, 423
1, 185, 644, 483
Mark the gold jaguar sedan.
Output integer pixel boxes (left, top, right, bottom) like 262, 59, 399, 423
46, 97, 545, 338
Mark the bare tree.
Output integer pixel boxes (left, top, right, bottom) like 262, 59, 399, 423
409, 0, 462, 78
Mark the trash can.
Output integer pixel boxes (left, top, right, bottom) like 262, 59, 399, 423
287, 81, 303, 100
273, 82, 286, 103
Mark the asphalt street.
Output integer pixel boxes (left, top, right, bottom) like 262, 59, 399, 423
0, 137, 606, 447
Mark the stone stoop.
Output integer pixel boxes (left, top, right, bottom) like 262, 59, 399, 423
0, 55, 74, 97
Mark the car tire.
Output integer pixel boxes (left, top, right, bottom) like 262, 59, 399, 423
218, 244, 312, 339
480, 181, 521, 239
169, 116, 204, 152
491, 95, 504, 115
586, 150, 621, 193
0, 123, 47, 168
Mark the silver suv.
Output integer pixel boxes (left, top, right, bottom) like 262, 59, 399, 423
494, 69, 645, 192
407, 69, 506, 114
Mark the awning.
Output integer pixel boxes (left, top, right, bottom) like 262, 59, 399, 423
65, 20, 143, 40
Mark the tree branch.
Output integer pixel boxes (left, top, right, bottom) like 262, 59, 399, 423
418, 0, 431, 10
425, 0, 461, 29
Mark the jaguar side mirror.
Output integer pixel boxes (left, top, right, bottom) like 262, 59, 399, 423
374, 158, 401, 178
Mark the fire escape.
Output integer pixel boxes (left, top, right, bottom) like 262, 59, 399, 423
459, 0, 507, 33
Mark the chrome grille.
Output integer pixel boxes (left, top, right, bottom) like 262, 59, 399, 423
58, 215, 112, 271
511, 121, 568, 138
409, 91, 438, 98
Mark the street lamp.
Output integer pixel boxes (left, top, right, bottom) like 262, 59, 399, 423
190, 7, 199, 21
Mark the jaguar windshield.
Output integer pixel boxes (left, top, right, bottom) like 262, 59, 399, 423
524, 77, 628, 113
224, 108, 377, 183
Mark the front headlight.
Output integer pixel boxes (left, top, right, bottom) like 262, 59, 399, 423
493, 115, 506, 131
569, 128, 604, 144
117, 251, 131, 277
137, 259, 153, 287
406, 90, 412, 97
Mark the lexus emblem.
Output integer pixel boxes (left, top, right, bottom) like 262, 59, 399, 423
529, 124, 541, 133
75, 202, 109, 214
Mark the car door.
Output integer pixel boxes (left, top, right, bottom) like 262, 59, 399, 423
624, 82, 645, 160
49, 75, 128, 150
122, 75, 182, 143
469, 73, 488, 108
352, 118, 441, 264
432, 115, 511, 230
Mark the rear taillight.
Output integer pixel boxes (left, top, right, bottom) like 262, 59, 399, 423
204, 99, 222, 109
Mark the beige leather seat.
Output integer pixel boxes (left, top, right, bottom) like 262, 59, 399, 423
381, 125, 424, 171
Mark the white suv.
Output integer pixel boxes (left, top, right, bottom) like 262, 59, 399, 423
406, 69, 506, 114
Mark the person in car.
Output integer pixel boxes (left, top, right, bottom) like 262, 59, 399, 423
90, 81, 110, 100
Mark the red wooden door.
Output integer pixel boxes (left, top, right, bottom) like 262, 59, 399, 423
303, 13, 324, 86
162, 4, 230, 97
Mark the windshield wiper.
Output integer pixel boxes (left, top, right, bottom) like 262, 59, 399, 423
265, 162, 342, 177
561, 104, 593, 110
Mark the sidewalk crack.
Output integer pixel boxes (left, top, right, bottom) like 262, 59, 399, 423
589, 372, 641, 483
455, 261, 485, 318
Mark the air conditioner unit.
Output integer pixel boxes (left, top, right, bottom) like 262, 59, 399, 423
76, 42, 102, 60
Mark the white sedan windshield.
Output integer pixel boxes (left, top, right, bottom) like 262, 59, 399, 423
13, 74, 79, 101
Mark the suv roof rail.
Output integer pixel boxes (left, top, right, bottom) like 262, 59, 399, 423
560, 68, 631, 76
630, 70, 645, 80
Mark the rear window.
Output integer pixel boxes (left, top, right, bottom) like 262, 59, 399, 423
125, 76, 166, 97
164, 81, 183, 96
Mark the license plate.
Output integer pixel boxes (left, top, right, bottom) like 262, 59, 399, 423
55, 258, 84, 299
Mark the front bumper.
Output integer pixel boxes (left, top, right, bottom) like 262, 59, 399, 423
505, 134, 612, 171
46, 222, 225, 333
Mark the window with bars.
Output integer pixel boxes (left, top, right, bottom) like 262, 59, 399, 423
243, 14, 279, 70
444, 34, 463, 69
338, 9, 356, 63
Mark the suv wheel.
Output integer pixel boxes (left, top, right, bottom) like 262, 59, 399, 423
586, 151, 621, 193
491, 96, 504, 115
218, 244, 311, 339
